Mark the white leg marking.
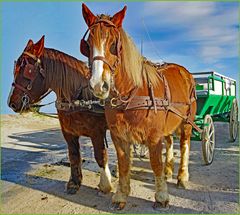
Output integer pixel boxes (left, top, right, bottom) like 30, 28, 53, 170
99, 163, 112, 193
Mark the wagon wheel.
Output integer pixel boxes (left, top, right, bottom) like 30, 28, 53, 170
229, 98, 239, 142
202, 114, 215, 165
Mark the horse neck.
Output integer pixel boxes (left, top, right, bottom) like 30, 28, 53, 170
114, 29, 163, 96
113, 29, 146, 95
114, 66, 136, 95
41, 48, 91, 102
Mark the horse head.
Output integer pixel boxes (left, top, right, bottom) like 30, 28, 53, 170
80, 4, 127, 99
8, 36, 49, 113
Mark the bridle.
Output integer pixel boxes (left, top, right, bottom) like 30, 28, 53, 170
12, 51, 51, 112
80, 19, 122, 75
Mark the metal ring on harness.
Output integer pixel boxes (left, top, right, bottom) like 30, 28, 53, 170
110, 97, 118, 107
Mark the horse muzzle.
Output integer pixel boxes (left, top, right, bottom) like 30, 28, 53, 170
89, 79, 110, 99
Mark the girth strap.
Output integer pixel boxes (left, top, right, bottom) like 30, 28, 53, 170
166, 105, 202, 133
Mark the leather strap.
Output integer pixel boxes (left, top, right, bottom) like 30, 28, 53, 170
111, 96, 168, 110
92, 56, 115, 73
55, 100, 104, 114
108, 66, 202, 133
23, 51, 41, 63
12, 82, 29, 94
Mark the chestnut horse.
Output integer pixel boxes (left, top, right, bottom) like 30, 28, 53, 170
81, 4, 198, 209
8, 36, 112, 194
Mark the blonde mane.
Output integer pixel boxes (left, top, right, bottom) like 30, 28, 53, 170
92, 15, 161, 88
119, 29, 160, 87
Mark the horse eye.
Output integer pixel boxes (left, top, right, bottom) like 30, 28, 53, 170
110, 42, 117, 56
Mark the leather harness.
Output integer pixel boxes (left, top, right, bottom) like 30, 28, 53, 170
55, 99, 105, 115
107, 61, 202, 133
13, 51, 102, 114
12, 52, 51, 104
80, 20, 202, 133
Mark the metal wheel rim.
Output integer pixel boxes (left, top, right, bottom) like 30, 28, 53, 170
230, 99, 238, 141
202, 115, 215, 164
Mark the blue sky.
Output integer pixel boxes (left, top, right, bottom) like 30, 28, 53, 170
1, 1, 239, 114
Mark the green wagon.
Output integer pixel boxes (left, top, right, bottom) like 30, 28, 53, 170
192, 71, 239, 165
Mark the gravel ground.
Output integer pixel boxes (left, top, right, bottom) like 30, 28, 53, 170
1, 113, 239, 214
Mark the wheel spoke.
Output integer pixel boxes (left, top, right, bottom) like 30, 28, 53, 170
208, 147, 212, 162
209, 130, 214, 139
209, 141, 214, 152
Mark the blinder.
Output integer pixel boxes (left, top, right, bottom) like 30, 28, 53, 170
80, 38, 90, 58
23, 62, 38, 80
12, 52, 45, 99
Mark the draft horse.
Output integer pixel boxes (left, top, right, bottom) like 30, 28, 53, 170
81, 4, 200, 209
8, 36, 112, 195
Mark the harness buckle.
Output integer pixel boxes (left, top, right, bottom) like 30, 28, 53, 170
110, 97, 118, 107
27, 82, 32, 90
99, 99, 105, 106
162, 99, 169, 107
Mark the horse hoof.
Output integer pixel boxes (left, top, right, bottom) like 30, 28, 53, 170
110, 202, 126, 210
152, 201, 169, 211
67, 187, 79, 194
177, 180, 187, 189
66, 181, 80, 194
98, 183, 112, 194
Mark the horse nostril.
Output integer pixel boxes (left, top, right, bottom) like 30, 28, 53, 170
102, 81, 109, 93
10, 103, 17, 111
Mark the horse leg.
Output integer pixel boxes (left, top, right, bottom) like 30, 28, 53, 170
177, 123, 192, 189
164, 135, 174, 181
149, 139, 169, 209
62, 130, 82, 194
91, 134, 112, 194
111, 137, 131, 210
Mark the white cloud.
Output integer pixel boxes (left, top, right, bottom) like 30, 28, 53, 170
143, 2, 216, 26
142, 2, 238, 64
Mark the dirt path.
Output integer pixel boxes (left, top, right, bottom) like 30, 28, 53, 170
1, 113, 239, 214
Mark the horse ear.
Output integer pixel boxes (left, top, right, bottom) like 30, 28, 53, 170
82, 3, 96, 27
111, 6, 127, 28
24, 39, 34, 51
34, 35, 45, 58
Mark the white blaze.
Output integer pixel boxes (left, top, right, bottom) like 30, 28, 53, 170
90, 42, 105, 88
